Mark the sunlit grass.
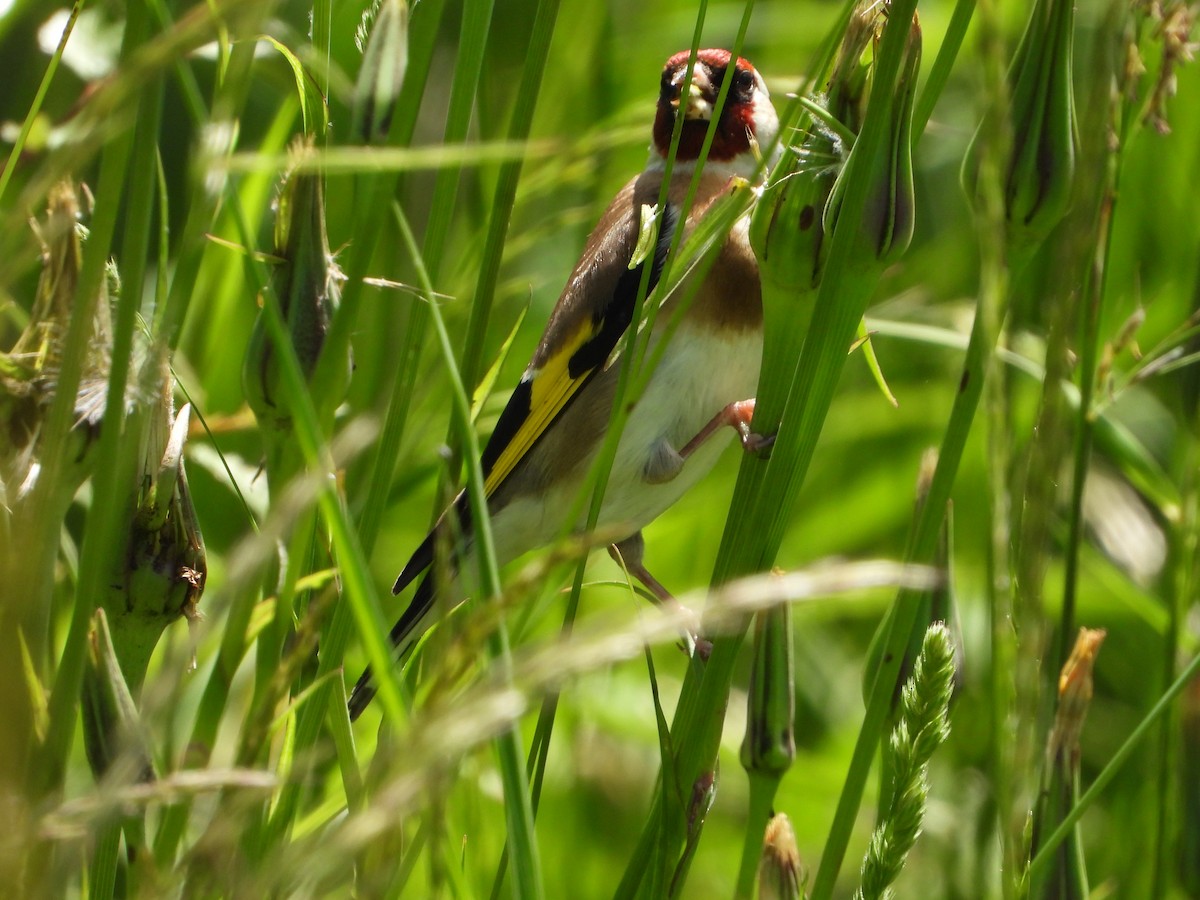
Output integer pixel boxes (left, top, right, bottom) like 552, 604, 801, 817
0, 0, 1198, 897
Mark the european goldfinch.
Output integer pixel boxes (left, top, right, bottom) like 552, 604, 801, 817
349, 49, 779, 719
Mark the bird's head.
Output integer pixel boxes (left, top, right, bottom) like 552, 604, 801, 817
652, 49, 778, 178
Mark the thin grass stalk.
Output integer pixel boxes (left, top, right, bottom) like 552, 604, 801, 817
0, 1, 81, 205
982, 166, 1019, 900
413, 0, 495, 534
89, 821, 122, 900
1159, 442, 1199, 893
613, 4, 924, 895
159, 21, 274, 347
214, 213, 384, 860
308, 0, 445, 436
392, 202, 544, 899
455, 0, 562, 403
33, 3, 157, 803
959, 0, 1016, 889
349, 0, 446, 558
422, 0, 494, 287
476, 12, 569, 872
1027, 646, 1200, 881
175, 191, 391, 889
312, 0, 331, 99
1055, 115, 1110, 679
913, 0, 976, 137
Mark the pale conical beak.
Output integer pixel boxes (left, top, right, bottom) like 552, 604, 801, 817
669, 68, 714, 121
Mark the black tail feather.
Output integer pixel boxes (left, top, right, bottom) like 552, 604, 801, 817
393, 493, 473, 596
348, 572, 438, 721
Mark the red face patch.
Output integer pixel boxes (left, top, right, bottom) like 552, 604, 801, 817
653, 49, 759, 163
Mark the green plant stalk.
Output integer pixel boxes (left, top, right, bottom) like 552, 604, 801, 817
735, 603, 795, 899
251, 510, 316, 748
455, 0, 562, 401
89, 822, 122, 900
33, 0, 158, 801
854, 624, 954, 900
345, 0, 449, 556
1057, 100, 1119, 675
1028, 647, 1200, 882
0, 0, 82, 205
737, 773, 786, 899
327, 678, 364, 814
411, 0, 495, 512
1154, 464, 1194, 896
392, 203, 544, 899
167, 191, 387, 879
216, 236, 395, 856
1055, 288, 1103, 675
422, 0, 494, 286
983, 185, 1019, 900
312, 0, 331, 99
811, 254, 999, 899
614, 5, 924, 894
913, 0, 977, 138
308, 0, 445, 434
160, 26, 271, 347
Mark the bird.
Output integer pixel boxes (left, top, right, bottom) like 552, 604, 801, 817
349, 48, 780, 720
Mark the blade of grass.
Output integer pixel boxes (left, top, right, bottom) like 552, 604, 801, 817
35, 0, 155, 800
344, 0, 448, 556
913, 0, 977, 137
308, 0, 446, 438
617, 0, 925, 891
1027, 648, 1200, 883
453, 0, 562, 405
0, 0, 82, 205
392, 201, 544, 899
209, 202, 403, 848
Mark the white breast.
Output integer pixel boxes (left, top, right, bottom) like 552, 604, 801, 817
597, 324, 761, 529
488, 322, 762, 567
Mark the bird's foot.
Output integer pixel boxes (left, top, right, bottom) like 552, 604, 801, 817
679, 398, 774, 461
609, 534, 711, 661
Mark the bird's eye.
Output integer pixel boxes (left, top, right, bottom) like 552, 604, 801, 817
733, 68, 755, 96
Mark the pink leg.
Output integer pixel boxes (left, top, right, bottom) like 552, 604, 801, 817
678, 398, 774, 461
609, 533, 712, 660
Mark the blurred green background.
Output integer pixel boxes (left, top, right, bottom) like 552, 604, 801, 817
1, 0, 1198, 896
